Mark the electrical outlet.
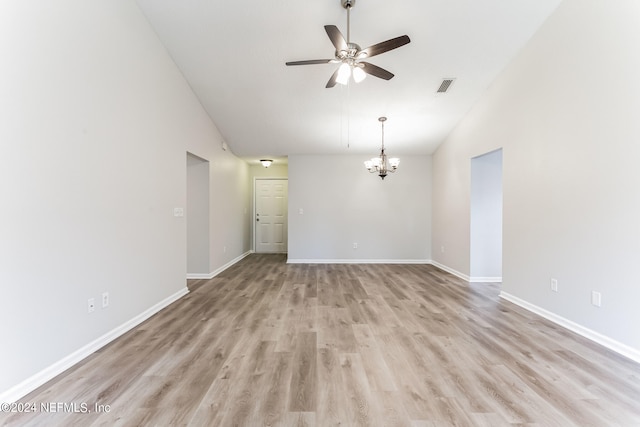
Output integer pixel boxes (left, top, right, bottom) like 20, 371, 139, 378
353, 243, 358, 249
102, 292, 109, 308
550, 278, 558, 292
88, 298, 95, 313
441, 245, 445, 253
591, 291, 602, 307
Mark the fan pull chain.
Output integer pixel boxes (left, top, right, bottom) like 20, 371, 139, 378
338, 81, 351, 149
347, 81, 350, 149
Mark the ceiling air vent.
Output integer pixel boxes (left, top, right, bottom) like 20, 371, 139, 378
436, 78, 455, 93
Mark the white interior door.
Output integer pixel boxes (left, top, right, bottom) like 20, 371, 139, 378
255, 179, 288, 253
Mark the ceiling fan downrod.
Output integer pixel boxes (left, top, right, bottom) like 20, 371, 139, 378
342, 0, 354, 44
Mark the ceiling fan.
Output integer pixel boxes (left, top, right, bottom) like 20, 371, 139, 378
285, 0, 410, 88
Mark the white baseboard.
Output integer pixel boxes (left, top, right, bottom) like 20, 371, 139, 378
186, 250, 252, 280
469, 276, 502, 283
286, 258, 430, 265
186, 273, 214, 279
500, 291, 640, 364
0, 287, 189, 403
429, 260, 471, 281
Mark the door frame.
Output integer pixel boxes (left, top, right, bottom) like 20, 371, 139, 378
253, 177, 289, 253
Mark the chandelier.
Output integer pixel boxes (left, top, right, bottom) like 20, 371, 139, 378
364, 117, 399, 180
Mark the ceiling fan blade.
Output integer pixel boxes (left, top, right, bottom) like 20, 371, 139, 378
326, 67, 340, 88
286, 59, 334, 66
325, 25, 348, 52
358, 35, 410, 59
360, 62, 394, 80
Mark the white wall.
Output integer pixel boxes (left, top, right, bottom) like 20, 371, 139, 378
249, 163, 289, 180
288, 154, 431, 262
470, 149, 502, 280
432, 0, 640, 356
0, 0, 250, 399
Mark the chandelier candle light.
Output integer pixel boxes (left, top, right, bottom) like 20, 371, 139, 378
364, 117, 399, 180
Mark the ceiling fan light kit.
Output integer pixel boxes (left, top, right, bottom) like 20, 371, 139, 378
285, 0, 410, 88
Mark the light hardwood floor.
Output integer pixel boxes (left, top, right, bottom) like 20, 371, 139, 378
3, 254, 640, 426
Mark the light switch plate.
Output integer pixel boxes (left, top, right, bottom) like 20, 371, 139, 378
591, 291, 602, 307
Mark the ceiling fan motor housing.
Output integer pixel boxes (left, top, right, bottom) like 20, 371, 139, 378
337, 42, 362, 61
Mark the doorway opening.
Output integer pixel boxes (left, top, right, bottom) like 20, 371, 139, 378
254, 178, 288, 253
187, 152, 210, 277
470, 148, 503, 282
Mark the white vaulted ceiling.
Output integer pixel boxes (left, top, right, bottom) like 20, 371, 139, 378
135, 0, 561, 164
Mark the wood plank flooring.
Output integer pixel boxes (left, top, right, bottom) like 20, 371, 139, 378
3, 254, 640, 426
